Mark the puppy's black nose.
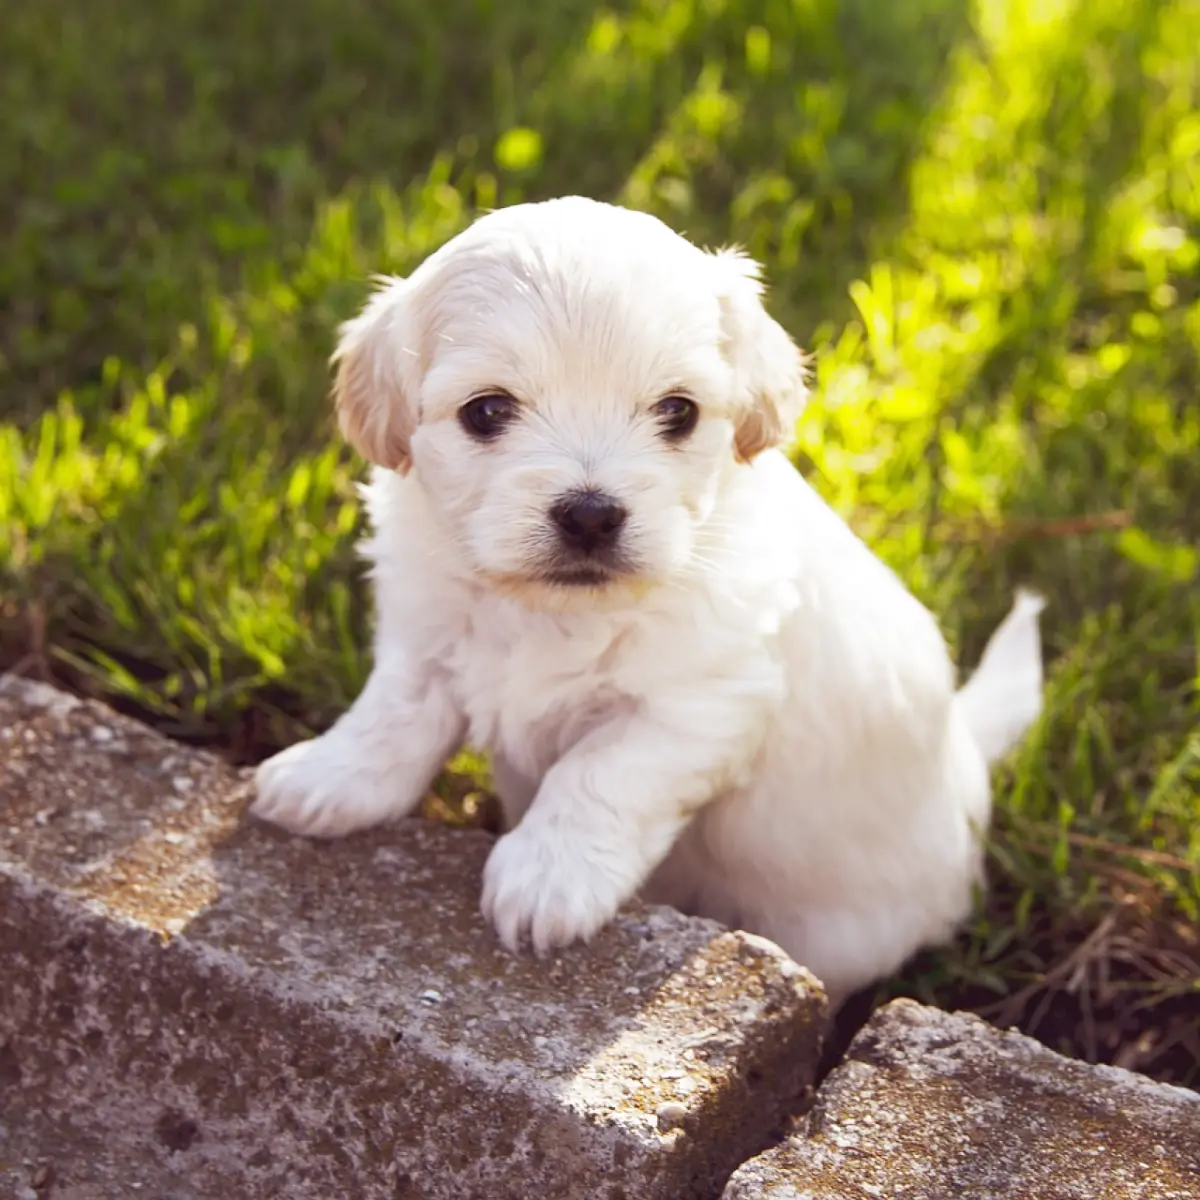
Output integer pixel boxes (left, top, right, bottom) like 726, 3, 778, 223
550, 491, 628, 553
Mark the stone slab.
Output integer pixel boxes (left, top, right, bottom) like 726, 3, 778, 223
723, 998, 1200, 1200
0, 676, 826, 1199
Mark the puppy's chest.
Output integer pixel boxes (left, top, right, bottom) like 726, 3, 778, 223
446, 609, 634, 777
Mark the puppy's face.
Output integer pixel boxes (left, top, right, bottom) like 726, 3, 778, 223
335, 198, 807, 603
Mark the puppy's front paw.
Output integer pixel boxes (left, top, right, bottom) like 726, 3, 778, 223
252, 733, 415, 839
481, 824, 627, 954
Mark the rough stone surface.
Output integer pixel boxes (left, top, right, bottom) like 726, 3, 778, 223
723, 998, 1200, 1200
0, 676, 826, 1200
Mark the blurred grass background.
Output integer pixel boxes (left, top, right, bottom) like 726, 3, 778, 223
1, 0, 1197, 1081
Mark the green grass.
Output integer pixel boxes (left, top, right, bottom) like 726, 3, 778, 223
2, 0, 1197, 1081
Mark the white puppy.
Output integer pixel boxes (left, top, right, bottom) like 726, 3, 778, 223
253, 196, 1045, 1000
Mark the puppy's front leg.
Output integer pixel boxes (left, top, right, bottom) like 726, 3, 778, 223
253, 655, 465, 838
482, 694, 767, 954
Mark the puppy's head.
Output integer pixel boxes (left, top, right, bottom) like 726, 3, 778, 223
334, 197, 807, 602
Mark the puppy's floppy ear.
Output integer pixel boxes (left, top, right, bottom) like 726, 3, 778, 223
710, 248, 808, 461
332, 277, 422, 472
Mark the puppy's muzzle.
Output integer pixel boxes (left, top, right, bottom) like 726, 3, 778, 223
550, 490, 627, 558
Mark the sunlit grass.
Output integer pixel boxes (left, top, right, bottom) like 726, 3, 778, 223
2, 0, 1197, 1078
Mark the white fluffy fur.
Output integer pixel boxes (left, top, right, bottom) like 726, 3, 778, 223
253, 197, 1046, 1000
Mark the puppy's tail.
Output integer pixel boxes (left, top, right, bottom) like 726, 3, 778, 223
955, 590, 1047, 765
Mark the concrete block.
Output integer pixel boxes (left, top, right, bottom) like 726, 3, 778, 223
723, 998, 1200, 1199
0, 676, 826, 1199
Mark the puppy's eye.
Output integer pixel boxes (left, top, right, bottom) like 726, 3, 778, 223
459, 392, 519, 440
651, 395, 699, 441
